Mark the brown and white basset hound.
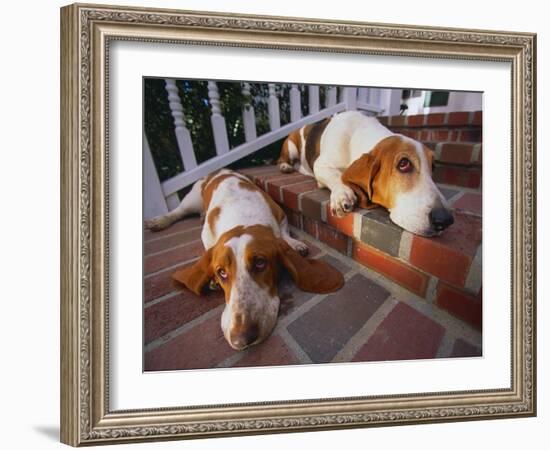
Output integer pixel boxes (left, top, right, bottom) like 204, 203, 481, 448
277, 111, 454, 236
146, 169, 344, 350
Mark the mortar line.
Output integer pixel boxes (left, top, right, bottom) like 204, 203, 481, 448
144, 256, 200, 279
435, 332, 457, 359
145, 239, 202, 258
144, 225, 203, 243
332, 297, 398, 363
144, 290, 181, 309
277, 328, 313, 364
144, 304, 224, 353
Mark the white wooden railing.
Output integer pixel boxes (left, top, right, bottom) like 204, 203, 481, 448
144, 81, 401, 219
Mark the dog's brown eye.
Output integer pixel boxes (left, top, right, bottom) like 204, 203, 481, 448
252, 257, 267, 272
397, 158, 413, 173
217, 268, 228, 281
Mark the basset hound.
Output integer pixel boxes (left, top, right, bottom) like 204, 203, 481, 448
277, 111, 454, 236
146, 169, 344, 350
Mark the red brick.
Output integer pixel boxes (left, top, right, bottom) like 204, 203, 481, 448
377, 116, 389, 126
238, 165, 279, 177
352, 302, 445, 362
144, 290, 224, 344
472, 111, 482, 126
458, 129, 482, 142
282, 206, 301, 228
452, 193, 482, 216
426, 113, 446, 126
409, 214, 481, 287
318, 222, 349, 254
352, 241, 429, 297
145, 261, 190, 302
326, 206, 355, 237
254, 170, 298, 189
390, 115, 407, 127
408, 114, 425, 127
234, 334, 299, 368
448, 111, 470, 126
144, 314, 233, 371
144, 227, 202, 255
266, 173, 311, 202
301, 189, 330, 221
302, 216, 319, 238
436, 281, 482, 330
281, 181, 319, 211
144, 216, 202, 242
467, 171, 481, 189
401, 129, 420, 139
433, 166, 481, 189
439, 143, 474, 165
448, 129, 460, 141
421, 129, 450, 142
144, 240, 205, 275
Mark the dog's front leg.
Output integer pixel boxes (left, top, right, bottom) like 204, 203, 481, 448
314, 162, 357, 217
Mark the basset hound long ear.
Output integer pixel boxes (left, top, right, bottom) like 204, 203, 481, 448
341, 153, 381, 209
172, 248, 214, 296
277, 239, 344, 294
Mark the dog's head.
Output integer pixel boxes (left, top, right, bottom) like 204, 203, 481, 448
342, 135, 454, 236
173, 225, 344, 350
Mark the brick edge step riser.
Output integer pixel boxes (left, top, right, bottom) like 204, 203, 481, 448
241, 168, 482, 331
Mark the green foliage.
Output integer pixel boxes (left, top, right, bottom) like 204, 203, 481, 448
143, 79, 322, 183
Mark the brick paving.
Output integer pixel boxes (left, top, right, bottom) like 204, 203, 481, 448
144, 228, 482, 372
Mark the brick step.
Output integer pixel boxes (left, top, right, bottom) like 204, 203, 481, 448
378, 111, 483, 134
240, 165, 482, 330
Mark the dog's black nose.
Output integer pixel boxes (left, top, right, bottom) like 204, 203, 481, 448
429, 207, 454, 232
230, 324, 259, 350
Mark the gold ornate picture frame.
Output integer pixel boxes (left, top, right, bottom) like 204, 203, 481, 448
60, 2, 536, 446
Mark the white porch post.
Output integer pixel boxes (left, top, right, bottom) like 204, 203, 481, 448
207, 81, 230, 155
289, 84, 301, 122
143, 134, 169, 219
380, 88, 403, 116
164, 79, 197, 171
343, 87, 358, 110
308, 85, 320, 114
326, 86, 337, 107
241, 82, 257, 142
267, 83, 281, 130
357, 87, 368, 104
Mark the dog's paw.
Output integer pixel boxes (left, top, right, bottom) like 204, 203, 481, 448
330, 187, 357, 217
279, 162, 294, 173
286, 238, 309, 257
145, 215, 172, 231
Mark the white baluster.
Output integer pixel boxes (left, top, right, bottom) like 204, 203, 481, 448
143, 134, 169, 218
207, 81, 230, 155
164, 79, 197, 171
326, 86, 337, 107
241, 83, 257, 142
267, 83, 281, 131
308, 85, 320, 114
357, 87, 368, 104
290, 84, 301, 122
343, 87, 358, 110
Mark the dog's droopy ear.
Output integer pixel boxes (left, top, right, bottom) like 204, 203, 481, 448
341, 153, 381, 209
172, 248, 214, 296
277, 239, 344, 294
